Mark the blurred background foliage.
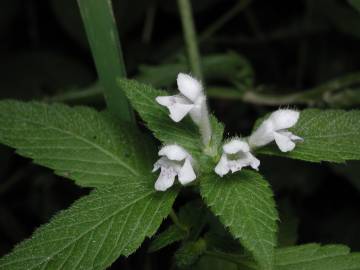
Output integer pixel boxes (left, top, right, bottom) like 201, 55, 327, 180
0, 0, 360, 269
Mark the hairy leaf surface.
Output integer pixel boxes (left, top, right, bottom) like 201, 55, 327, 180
256, 109, 360, 163
0, 179, 177, 270
0, 100, 152, 187
200, 171, 278, 270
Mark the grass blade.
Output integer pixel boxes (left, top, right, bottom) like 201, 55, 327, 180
77, 0, 134, 122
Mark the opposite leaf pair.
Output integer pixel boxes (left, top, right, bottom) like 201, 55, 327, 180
153, 73, 303, 191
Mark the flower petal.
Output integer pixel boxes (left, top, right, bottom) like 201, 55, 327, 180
152, 157, 166, 172
178, 157, 196, 185
227, 152, 260, 173
214, 154, 230, 177
168, 103, 194, 122
156, 96, 174, 107
274, 131, 296, 152
154, 166, 177, 191
227, 159, 244, 173
156, 95, 190, 106
249, 119, 275, 147
269, 109, 299, 130
177, 73, 202, 102
159, 144, 188, 161
156, 95, 194, 122
223, 139, 250, 154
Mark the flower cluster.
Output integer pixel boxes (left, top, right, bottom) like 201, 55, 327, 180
153, 73, 303, 191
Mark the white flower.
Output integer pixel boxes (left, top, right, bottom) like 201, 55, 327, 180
249, 109, 303, 152
156, 73, 205, 124
152, 144, 196, 191
215, 139, 260, 177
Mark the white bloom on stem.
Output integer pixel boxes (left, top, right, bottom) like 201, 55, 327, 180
152, 144, 196, 191
156, 73, 204, 123
249, 109, 303, 152
156, 73, 212, 145
215, 139, 260, 177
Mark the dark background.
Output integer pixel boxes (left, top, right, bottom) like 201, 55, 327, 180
1, 0, 360, 268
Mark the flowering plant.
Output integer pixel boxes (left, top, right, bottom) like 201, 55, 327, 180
1, 73, 360, 270
1, 0, 360, 270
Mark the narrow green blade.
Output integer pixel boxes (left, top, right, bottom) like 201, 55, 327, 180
77, 0, 134, 122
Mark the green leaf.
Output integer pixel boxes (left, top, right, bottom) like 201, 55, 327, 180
0, 100, 151, 188
200, 171, 278, 270
225, 243, 360, 270
148, 225, 187, 253
119, 78, 201, 154
256, 109, 360, 163
0, 178, 177, 270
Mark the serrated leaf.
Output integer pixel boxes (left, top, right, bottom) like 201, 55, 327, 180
0, 100, 151, 188
200, 171, 278, 270
256, 109, 360, 163
0, 178, 177, 270
148, 225, 187, 253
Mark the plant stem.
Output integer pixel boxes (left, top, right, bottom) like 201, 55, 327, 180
169, 209, 188, 232
209, 71, 360, 105
177, 0, 203, 80
177, 0, 212, 146
77, 0, 134, 123
142, 1, 157, 43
